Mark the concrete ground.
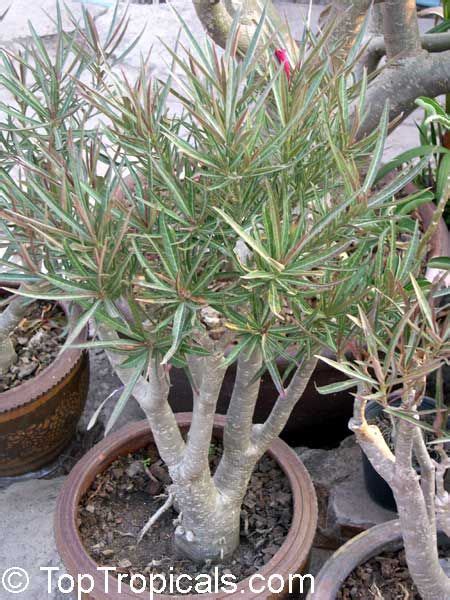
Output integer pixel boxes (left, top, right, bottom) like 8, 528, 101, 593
0, 2, 439, 598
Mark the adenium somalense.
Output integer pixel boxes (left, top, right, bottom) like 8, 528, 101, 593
323, 281, 450, 600
0, 11, 440, 561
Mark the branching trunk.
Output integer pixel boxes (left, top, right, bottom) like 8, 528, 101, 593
0, 293, 30, 374
172, 470, 240, 561
100, 322, 320, 562
351, 386, 450, 600
357, 50, 450, 140
192, 0, 295, 55
326, 0, 372, 56
391, 418, 450, 600
252, 356, 318, 453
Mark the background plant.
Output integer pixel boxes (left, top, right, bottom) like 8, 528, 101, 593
0, 9, 438, 562
320, 279, 449, 600
193, 0, 450, 140
0, 4, 141, 372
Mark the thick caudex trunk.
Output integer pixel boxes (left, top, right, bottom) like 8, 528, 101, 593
171, 470, 242, 562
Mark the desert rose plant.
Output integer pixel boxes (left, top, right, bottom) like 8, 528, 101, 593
0, 10, 436, 561
321, 278, 450, 600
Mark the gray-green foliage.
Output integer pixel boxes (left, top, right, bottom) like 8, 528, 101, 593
0, 8, 432, 413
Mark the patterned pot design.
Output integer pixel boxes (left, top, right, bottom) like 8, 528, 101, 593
0, 302, 89, 477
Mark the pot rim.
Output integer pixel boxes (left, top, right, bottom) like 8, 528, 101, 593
0, 299, 87, 414
306, 520, 403, 599
55, 413, 318, 600
308, 518, 450, 599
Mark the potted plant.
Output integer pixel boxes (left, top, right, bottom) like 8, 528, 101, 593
0, 287, 90, 478
0, 5, 142, 478
0, 8, 443, 597
311, 276, 450, 599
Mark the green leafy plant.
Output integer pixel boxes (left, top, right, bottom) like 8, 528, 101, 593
374, 94, 450, 228
0, 8, 437, 561
415, 96, 450, 226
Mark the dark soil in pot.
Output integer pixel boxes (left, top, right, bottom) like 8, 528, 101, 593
55, 414, 318, 599
79, 441, 292, 591
0, 300, 67, 392
338, 546, 450, 599
0, 290, 89, 478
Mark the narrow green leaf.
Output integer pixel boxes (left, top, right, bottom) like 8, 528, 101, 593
87, 385, 123, 431
428, 256, 450, 270
214, 207, 285, 271
410, 274, 435, 332
105, 352, 148, 434
161, 303, 189, 365
316, 380, 358, 395
362, 102, 389, 193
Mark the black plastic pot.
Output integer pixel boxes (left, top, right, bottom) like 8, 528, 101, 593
362, 396, 442, 511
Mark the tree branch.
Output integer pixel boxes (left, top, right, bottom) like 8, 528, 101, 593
327, 0, 371, 54
393, 415, 450, 600
192, 0, 292, 55
252, 356, 318, 453
223, 347, 262, 454
97, 323, 185, 467
434, 448, 450, 537
413, 428, 437, 531
357, 50, 450, 140
349, 391, 396, 485
382, 0, 422, 59
180, 352, 227, 480
213, 347, 263, 501
366, 32, 450, 63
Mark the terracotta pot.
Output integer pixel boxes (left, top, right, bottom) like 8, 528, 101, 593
307, 520, 450, 599
0, 299, 89, 477
55, 413, 318, 599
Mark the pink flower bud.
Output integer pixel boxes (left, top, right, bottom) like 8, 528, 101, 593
274, 48, 291, 81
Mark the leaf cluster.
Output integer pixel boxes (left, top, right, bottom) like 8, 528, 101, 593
0, 7, 438, 387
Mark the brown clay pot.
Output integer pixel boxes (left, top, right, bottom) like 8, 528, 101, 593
307, 519, 450, 599
0, 301, 89, 477
55, 413, 318, 599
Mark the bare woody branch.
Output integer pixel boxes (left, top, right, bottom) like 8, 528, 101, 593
381, 0, 423, 59
252, 356, 318, 453
393, 417, 450, 600
349, 388, 396, 484
180, 352, 227, 480
97, 323, 186, 467
357, 50, 450, 140
192, 0, 295, 55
